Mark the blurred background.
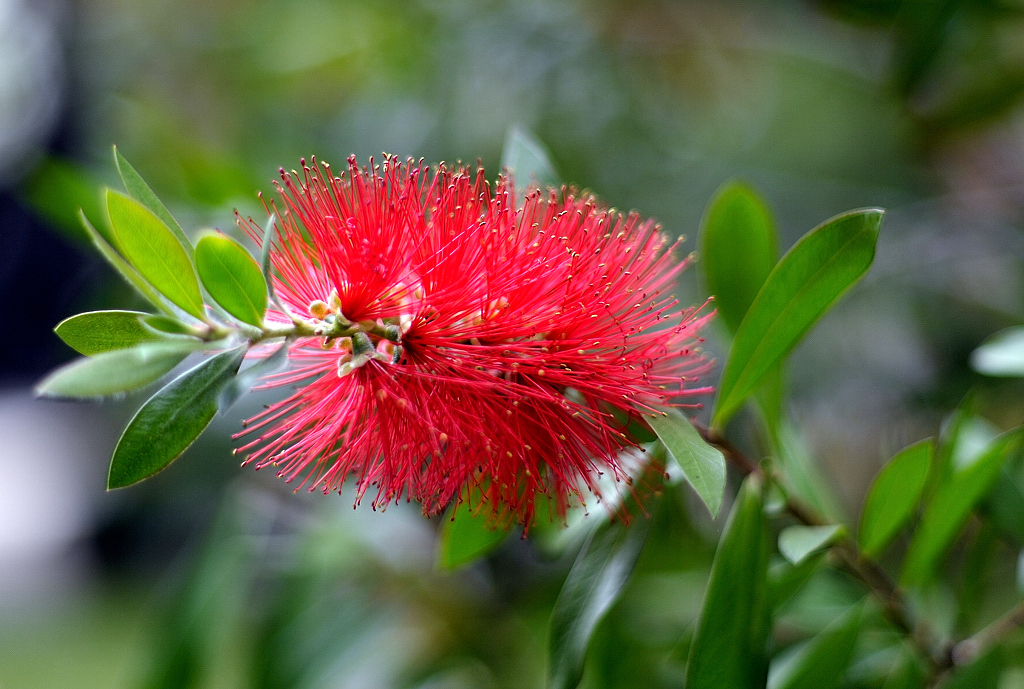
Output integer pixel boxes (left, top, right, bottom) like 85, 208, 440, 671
4, 0, 1024, 686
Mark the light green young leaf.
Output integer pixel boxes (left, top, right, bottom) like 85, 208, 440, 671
108, 347, 246, 489
79, 210, 175, 315
438, 496, 512, 570
35, 342, 197, 398
971, 327, 1024, 377
686, 475, 770, 689
55, 310, 158, 356
648, 410, 726, 517
767, 602, 863, 689
902, 429, 1023, 586
699, 181, 778, 335
106, 189, 205, 320
548, 517, 651, 689
195, 232, 267, 327
113, 146, 191, 256
859, 439, 933, 557
778, 524, 846, 565
713, 209, 883, 427
501, 126, 559, 196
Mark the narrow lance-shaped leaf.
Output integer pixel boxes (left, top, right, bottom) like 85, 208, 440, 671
218, 338, 291, 412
699, 181, 778, 335
501, 126, 559, 200
859, 439, 933, 558
778, 524, 846, 566
79, 210, 175, 315
648, 410, 726, 517
260, 213, 293, 319
36, 342, 197, 398
106, 190, 205, 320
548, 516, 652, 689
902, 428, 1023, 586
108, 347, 246, 489
713, 209, 883, 428
687, 475, 770, 689
768, 602, 864, 689
438, 494, 513, 570
195, 232, 268, 327
113, 146, 191, 257
55, 310, 159, 356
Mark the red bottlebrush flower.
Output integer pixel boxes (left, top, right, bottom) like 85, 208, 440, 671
236, 156, 712, 524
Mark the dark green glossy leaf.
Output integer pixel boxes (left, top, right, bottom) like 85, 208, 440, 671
902, 429, 1023, 586
36, 342, 196, 398
79, 210, 174, 314
859, 439, 933, 557
778, 524, 845, 565
195, 233, 267, 327
699, 181, 778, 335
108, 348, 246, 489
686, 475, 770, 689
648, 410, 725, 517
113, 146, 191, 255
713, 209, 883, 427
768, 602, 863, 689
970, 327, 1024, 377
106, 189, 205, 320
501, 126, 559, 195
438, 496, 512, 570
55, 310, 157, 356
218, 339, 290, 412
768, 555, 823, 610
548, 517, 651, 689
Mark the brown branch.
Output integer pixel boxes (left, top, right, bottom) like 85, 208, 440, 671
692, 422, 939, 669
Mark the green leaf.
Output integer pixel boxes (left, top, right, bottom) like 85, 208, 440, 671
713, 209, 884, 427
79, 210, 175, 315
35, 343, 196, 398
195, 233, 268, 327
218, 338, 291, 412
768, 602, 863, 689
939, 647, 1005, 689
108, 348, 246, 489
113, 146, 191, 256
141, 315, 199, 337
501, 125, 559, 195
438, 497, 512, 570
902, 429, 1023, 586
106, 189, 205, 320
859, 439, 933, 557
55, 310, 158, 356
686, 475, 770, 689
769, 555, 824, 610
880, 646, 928, 689
778, 524, 845, 565
648, 410, 726, 517
699, 181, 778, 335
971, 327, 1024, 377
548, 517, 651, 689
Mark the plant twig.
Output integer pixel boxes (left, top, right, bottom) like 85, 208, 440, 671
692, 422, 938, 668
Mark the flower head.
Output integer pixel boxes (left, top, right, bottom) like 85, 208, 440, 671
236, 156, 712, 524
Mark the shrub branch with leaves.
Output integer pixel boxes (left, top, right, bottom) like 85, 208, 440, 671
36, 134, 1024, 688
